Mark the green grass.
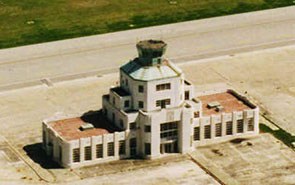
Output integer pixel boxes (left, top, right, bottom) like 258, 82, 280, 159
260, 123, 295, 149
0, 0, 294, 49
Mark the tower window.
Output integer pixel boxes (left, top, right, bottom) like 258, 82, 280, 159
119, 119, 124, 128
156, 83, 171, 91
145, 143, 151, 155
124, 100, 130, 108
138, 101, 144, 108
144, 125, 151, 132
138, 85, 144, 93
130, 122, 136, 130
185, 91, 190, 100
156, 99, 170, 108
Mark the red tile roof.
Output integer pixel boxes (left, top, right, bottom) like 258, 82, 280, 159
198, 92, 252, 116
49, 112, 119, 141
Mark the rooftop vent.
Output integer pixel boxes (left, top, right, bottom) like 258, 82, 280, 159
79, 123, 94, 131
215, 105, 224, 112
207, 101, 220, 109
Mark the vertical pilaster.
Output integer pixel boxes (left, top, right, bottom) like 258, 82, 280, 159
79, 139, 84, 163
179, 107, 192, 153
211, 116, 215, 139
243, 111, 248, 133
103, 135, 108, 158
254, 108, 260, 134
200, 118, 205, 141
232, 112, 237, 135
114, 132, 119, 158
91, 136, 95, 160
221, 113, 226, 137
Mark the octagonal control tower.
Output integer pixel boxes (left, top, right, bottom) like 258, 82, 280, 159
119, 40, 185, 112
43, 40, 259, 168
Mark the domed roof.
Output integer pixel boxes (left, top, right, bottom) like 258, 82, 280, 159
120, 58, 182, 81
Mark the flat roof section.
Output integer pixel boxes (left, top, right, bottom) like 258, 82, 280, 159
198, 92, 252, 116
111, 87, 130, 97
49, 111, 120, 141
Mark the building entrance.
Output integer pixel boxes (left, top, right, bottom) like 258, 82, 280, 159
160, 141, 178, 153
160, 121, 178, 153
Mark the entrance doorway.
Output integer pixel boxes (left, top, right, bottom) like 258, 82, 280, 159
160, 141, 178, 154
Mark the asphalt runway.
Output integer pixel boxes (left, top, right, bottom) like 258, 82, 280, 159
0, 6, 295, 91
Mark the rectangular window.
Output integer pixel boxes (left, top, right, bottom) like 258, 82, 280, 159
247, 118, 254, 131
96, 144, 103, 158
119, 119, 124, 128
204, 125, 211, 139
130, 122, 136, 130
144, 125, 151, 132
107, 142, 114, 156
226, 121, 233, 135
160, 122, 178, 139
156, 99, 171, 108
119, 140, 126, 155
138, 85, 144, 93
113, 97, 115, 105
130, 138, 137, 157
125, 79, 128, 86
215, 123, 222, 137
185, 91, 190, 100
237, 119, 244, 133
194, 112, 200, 118
73, 148, 80, 163
138, 101, 144, 108
156, 83, 171, 91
193, 127, 200, 141
145, 143, 151, 155
112, 113, 115, 123
84, 146, 92, 161
124, 100, 130, 108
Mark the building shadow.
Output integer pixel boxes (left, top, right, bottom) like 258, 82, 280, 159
23, 143, 61, 169
81, 109, 122, 132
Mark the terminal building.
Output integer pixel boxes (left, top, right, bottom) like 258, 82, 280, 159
42, 40, 259, 168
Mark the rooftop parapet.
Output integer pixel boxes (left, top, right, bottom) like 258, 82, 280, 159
136, 40, 167, 66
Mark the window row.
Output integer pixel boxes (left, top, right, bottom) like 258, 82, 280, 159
156, 99, 171, 108
156, 83, 171, 91
122, 80, 171, 92
161, 122, 178, 131
193, 118, 254, 141
160, 122, 178, 139
160, 130, 178, 139
72, 143, 115, 163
